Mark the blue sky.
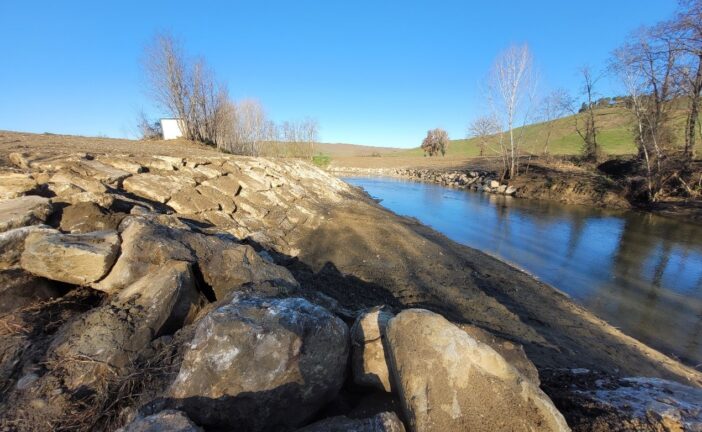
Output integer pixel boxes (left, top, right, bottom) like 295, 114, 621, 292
0, 1, 676, 148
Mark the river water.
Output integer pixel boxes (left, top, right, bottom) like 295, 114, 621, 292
343, 176, 702, 367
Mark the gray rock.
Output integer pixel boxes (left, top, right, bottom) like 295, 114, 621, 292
457, 323, 540, 385
351, 307, 394, 392
0, 196, 53, 233
505, 185, 517, 195
0, 225, 53, 270
21, 229, 121, 285
296, 412, 406, 432
168, 295, 349, 431
578, 376, 702, 431
386, 309, 569, 432
59, 202, 124, 233
95, 217, 298, 297
51, 260, 203, 390
118, 410, 202, 432
489, 180, 500, 189
0, 172, 38, 199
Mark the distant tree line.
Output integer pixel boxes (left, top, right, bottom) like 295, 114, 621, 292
141, 33, 318, 159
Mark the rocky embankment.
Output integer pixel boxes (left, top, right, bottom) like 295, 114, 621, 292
0, 150, 700, 431
329, 165, 631, 209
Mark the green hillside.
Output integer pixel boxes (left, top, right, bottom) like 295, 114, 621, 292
393, 105, 700, 159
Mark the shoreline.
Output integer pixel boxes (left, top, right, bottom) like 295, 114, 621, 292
328, 164, 702, 224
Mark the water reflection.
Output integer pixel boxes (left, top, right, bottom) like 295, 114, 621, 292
344, 177, 702, 367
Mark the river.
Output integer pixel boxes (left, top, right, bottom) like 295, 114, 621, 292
343, 176, 702, 367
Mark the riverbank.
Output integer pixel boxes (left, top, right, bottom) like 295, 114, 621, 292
329, 156, 702, 223
1, 131, 701, 430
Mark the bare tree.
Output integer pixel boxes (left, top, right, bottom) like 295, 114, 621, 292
136, 110, 162, 140
539, 89, 571, 156
421, 128, 450, 156
573, 67, 601, 161
278, 118, 319, 159
488, 44, 536, 178
669, 0, 702, 160
142, 33, 229, 146
467, 115, 501, 157
613, 26, 681, 201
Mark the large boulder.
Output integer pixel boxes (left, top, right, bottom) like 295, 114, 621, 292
200, 175, 241, 197
351, 307, 394, 392
51, 261, 203, 389
0, 196, 53, 233
543, 370, 702, 431
167, 295, 349, 431
118, 410, 202, 432
296, 412, 406, 432
59, 202, 125, 233
0, 225, 53, 270
458, 323, 540, 386
123, 173, 195, 203
21, 230, 121, 285
0, 172, 38, 199
385, 309, 569, 432
95, 217, 298, 297
167, 187, 220, 214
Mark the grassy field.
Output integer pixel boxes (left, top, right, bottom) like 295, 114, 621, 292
324, 105, 702, 169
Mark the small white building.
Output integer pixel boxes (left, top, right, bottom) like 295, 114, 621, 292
160, 118, 185, 140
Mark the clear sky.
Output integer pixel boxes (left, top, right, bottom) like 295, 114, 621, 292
0, 1, 677, 148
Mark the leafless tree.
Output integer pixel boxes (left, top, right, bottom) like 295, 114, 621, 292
421, 128, 450, 156
467, 115, 501, 157
669, 0, 702, 160
613, 26, 682, 201
136, 110, 162, 140
539, 89, 571, 156
142, 33, 229, 146
573, 67, 601, 161
278, 118, 319, 159
488, 44, 536, 178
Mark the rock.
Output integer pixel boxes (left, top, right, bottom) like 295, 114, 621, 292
95, 217, 298, 297
168, 187, 220, 214
351, 307, 394, 392
59, 202, 125, 233
497, 185, 507, 194
167, 295, 349, 431
0, 225, 53, 270
0, 269, 60, 314
574, 375, 702, 431
118, 410, 202, 432
0, 196, 53, 233
96, 156, 145, 174
70, 160, 132, 184
505, 185, 517, 195
296, 412, 406, 432
457, 323, 540, 385
48, 171, 107, 194
123, 174, 194, 203
51, 261, 203, 389
21, 230, 121, 285
201, 175, 241, 197
385, 309, 569, 432
0, 172, 38, 199
196, 184, 237, 213
489, 180, 500, 189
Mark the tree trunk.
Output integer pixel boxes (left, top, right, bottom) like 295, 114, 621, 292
686, 54, 702, 160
